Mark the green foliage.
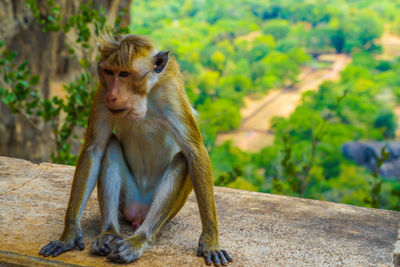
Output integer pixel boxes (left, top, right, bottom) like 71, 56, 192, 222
269, 89, 347, 197
374, 109, 396, 139
363, 146, 389, 208
262, 51, 299, 86
262, 55, 400, 210
344, 11, 383, 52
262, 19, 290, 40
26, 0, 128, 36
211, 142, 264, 190
26, 0, 62, 32
53, 73, 95, 164
131, 0, 314, 112
26, 0, 128, 57
0, 43, 47, 116
198, 99, 241, 149
128, 0, 400, 210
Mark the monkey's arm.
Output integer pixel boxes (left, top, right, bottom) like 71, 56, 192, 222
40, 91, 114, 257
163, 95, 233, 266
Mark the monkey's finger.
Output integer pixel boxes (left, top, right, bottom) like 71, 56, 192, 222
221, 250, 233, 262
211, 252, 221, 267
109, 244, 120, 255
107, 250, 124, 263
204, 251, 212, 266
217, 251, 228, 266
107, 245, 124, 261
76, 237, 85, 250
110, 235, 122, 244
103, 247, 112, 256
112, 241, 129, 253
104, 242, 111, 250
106, 252, 116, 261
98, 246, 109, 256
106, 253, 119, 262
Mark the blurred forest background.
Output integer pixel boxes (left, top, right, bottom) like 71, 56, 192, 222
2, 0, 400, 210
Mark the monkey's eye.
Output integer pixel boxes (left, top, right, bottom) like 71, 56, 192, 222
104, 69, 114, 75
119, 71, 130, 78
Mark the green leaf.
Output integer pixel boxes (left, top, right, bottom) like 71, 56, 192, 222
19, 80, 30, 88
8, 71, 16, 80
30, 75, 40, 85
7, 51, 17, 61
3, 74, 9, 84
51, 6, 60, 14
6, 93, 16, 103
17, 61, 29, 71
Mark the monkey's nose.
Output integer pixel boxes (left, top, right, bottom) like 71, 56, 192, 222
107, 95, 117, 103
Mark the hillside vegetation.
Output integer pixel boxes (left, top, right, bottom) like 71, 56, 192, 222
131, 0, 400, 210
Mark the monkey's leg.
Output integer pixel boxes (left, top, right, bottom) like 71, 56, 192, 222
106, 152, 192, 263
92, 135, 129, 256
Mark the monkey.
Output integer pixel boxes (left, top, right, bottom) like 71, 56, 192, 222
39, 32, 233, 266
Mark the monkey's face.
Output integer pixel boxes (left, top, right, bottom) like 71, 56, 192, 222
98, 51, 169, 122
99, 62, 151, 122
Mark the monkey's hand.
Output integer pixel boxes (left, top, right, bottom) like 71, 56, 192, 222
197, 233, 233, 266
106, 233, 148, 263
39, 234, 84, 257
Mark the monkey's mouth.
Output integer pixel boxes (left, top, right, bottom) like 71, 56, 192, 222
108, 107, 129, 115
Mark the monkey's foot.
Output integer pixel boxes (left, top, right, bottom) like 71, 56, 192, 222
39, 237, 85, 257
107, 233, 149, 263
92, 232, 122, 256
197, 244, 233, 266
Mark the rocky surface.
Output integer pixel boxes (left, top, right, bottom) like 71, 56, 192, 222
342, 141, 400, 179
1, 156, 400, 266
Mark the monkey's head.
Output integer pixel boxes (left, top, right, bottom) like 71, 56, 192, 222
96, 33, 169, 121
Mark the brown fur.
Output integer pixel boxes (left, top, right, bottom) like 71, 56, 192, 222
96, 31, 153, 68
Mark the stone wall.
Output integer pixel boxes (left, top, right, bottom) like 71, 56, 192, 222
0, 156, 400, 266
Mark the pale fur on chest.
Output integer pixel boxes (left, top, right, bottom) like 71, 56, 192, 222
115, 115, 180, 191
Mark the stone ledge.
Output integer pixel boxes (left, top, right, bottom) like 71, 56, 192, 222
0, 156, 400, 266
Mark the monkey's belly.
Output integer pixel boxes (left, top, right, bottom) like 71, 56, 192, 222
116, 116, 179, 231
123, 202, 150, 230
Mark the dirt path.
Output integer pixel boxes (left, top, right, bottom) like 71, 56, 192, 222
216, 54, 351, 151
375, 32, 400, 60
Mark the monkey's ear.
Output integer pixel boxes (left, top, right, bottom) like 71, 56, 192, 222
153, 51, 169, 73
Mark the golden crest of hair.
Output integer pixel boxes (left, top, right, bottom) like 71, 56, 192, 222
96, 27, 154, 68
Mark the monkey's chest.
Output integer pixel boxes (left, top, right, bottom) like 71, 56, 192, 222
116, 120, 180, 187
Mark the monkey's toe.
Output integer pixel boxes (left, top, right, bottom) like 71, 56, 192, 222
39, 240, 76, 257
106, 239, 142, 263
92, 233, 122, 256
197, 246, 233, 266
